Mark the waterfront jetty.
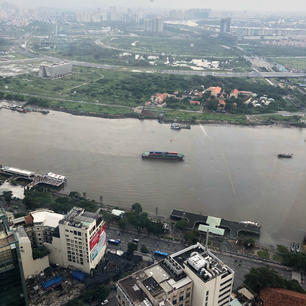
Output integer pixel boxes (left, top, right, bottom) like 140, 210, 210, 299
170, 209, 261, 239
0, 166, 66, 190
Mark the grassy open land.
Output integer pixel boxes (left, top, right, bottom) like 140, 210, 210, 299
0, 66, 304, 124
257, 249, 270, 259
1, 66, 294, 108
254, 114, 304, 124
242, 41, 306, 57
268, 57, 306, 71
164, 110, 248, 124
101, 34, 242, 57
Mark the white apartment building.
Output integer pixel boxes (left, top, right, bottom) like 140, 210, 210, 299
117, 242, 234, 306
46, 207, 106, 274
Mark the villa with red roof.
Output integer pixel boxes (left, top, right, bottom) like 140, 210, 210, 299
208, 86, 222, 97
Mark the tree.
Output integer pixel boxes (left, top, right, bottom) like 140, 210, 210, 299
131, 203, 142, 215
207, 98, 218, 111
184, 231, 199, 244
127, 242, 138, 255
244, 267, 305, 294
243, 239, 255, 249
175, 219, 188, 231
140, 245, 149, 253
2, 191, 12, 203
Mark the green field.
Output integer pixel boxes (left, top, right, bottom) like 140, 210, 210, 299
0, 65, 304, 123
101, 34, 242, 57
269, 57, 306, 71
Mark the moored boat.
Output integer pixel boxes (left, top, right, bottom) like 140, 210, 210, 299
142, 151, 184, 161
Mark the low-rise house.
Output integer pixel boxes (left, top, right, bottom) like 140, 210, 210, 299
189, 100, 201, 105
208, 86, 222, 97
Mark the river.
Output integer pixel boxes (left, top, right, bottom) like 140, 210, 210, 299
0, 109, 305, 246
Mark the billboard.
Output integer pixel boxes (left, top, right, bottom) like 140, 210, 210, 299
90, 224, 106, 261
90, 223, 106, 250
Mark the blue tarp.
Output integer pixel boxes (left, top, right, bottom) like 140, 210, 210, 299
71, 270, 87, 282
42, 276, 62, 289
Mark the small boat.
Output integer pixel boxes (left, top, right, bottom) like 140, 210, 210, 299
278, 154, 293, 158
170, 123, 181, 130
295, 243, 300, 253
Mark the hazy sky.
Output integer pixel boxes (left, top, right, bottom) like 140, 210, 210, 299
7, 0, 306, 12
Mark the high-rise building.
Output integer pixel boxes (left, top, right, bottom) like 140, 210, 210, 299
144, 17, 164, 33
46, 207, 106, 274
15, 207, 107, 275
0, 209, 28, 306
220, 18, 231, 34
116, 242, 234, 306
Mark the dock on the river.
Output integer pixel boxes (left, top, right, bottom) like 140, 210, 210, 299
0, 166, 66, 190
170, 209, 261, 238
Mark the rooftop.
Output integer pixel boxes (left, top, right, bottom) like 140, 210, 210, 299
60, 207, 101, 229
118, 258, 192, 306
31, 210, 64, 228
171, 242, 233, 283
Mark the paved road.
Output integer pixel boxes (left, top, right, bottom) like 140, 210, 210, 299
106, 226, 300, 290
107, 226, 185, 255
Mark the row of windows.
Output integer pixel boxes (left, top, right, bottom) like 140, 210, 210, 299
220, 283, 232, 293
218, 293, 231, 305
68, 255, 84, 265
220, 278, 233, 287
219, 289, 231, 299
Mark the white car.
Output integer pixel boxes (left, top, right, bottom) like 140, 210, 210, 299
101, 299, 109, 305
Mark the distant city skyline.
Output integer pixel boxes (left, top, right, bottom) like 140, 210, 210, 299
3, 0, 306, 13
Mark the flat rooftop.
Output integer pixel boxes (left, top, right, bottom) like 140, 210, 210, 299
171, 209, 260, 238
118, 259, 192, 306
171, 242, 233, 283
31, 210, 64, 228
60, 207, 101, 229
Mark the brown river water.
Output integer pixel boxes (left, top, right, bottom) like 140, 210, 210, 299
0, 109, 305, 246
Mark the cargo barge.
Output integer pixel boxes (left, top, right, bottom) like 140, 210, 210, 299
142, 151, 184, 161
278, 153, 293, 158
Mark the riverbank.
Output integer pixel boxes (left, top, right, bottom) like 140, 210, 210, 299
25, 102, 306, 128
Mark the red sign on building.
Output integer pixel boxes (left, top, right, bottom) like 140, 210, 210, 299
90, 223, 106, 250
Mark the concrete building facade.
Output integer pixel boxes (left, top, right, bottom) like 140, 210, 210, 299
16, 227, 49, 279
0, 209, 28, 306
117, 242, 234, 306
39, 63, 72, 78
46, 207, 107, 274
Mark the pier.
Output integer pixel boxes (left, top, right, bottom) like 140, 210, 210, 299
0, 166, 66, 190
170, 209, 261, 239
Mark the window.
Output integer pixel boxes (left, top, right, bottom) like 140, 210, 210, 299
186, 293, 190, 298
220, 278, 232, 287
173, 299, 177, 305
179, 296, 184, 301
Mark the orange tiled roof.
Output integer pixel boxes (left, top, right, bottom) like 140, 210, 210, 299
231, 89, 239, 95
208, 86, 222, 94
260, 288, 306, 306
218, 99, 226, 105
189, 100, 201, 105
